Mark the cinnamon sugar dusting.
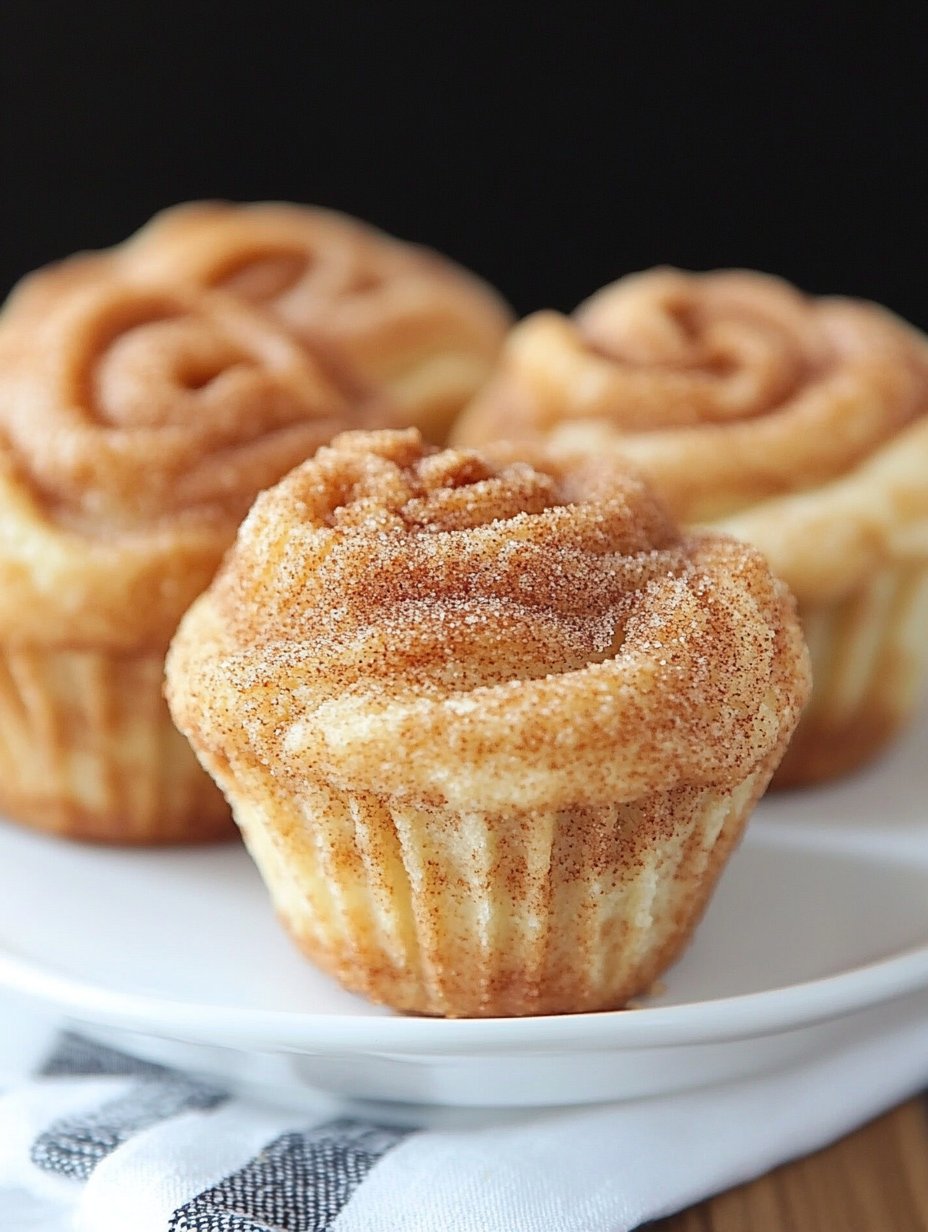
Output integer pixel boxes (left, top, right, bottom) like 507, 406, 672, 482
169, 429, 811, 812
0, 199, 512, 648
0, 276, 374, 531
123, 201, 511, 357
453, 267, 928, 528
166, 429, 811, 1016
0, 263, 396, 649
121, 201, 514, 441
451, 267, 928, 795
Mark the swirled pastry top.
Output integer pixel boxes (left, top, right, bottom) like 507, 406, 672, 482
453, 269, 928, 602
0, 267, 386, 647
167, 429, 810, 811
115, 201, 513, 441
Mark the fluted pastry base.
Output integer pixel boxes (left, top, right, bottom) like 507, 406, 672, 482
0, 647, 232, 843
774, 564, 928, 788
231, 766, 772, 1018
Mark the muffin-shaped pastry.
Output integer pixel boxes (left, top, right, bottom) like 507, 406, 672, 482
454, 268, 928, 787
102, 201, 513, 443
0, 265, 386, 843
166, 429, 809, 1016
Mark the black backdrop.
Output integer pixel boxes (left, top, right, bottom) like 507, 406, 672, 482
3, 5, 927, 325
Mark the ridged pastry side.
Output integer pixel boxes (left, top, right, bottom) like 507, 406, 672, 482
167, 429, 810, 1015
228, 760, 774, 1017
0, 647, 228, 842
774, 563, 928, 787
718, 417, 928, 784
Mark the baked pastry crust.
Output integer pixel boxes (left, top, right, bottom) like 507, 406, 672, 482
167, 429, 809, 1015
110, 201, 513, 442
454, 269, 928, 785
0, 264, 386, 841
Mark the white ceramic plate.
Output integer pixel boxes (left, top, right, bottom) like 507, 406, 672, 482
1, 712, 926, 1109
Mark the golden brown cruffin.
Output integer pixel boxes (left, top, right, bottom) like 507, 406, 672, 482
453, 268, 928, 787
166, 428, 809, 1017
0, 262, 390, 843
92, 200, 511, 443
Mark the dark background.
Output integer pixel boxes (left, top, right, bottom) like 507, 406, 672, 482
3, 5, 927, 324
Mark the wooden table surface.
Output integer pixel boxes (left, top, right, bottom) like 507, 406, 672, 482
649, 1097, 928, 1231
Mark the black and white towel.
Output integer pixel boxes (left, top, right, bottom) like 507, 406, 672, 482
1, 998, 926, 1232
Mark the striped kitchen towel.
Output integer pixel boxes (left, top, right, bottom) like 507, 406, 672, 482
1, 999, 926, 1232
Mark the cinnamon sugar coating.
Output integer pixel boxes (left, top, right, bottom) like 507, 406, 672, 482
0, 203, 506, 844
118, 201, 512, 442
168, 429, 809, 809
453, 268, 928, 607
453, 269, 928, 788
0, 269, 386, 649
166, 431, 809, 1014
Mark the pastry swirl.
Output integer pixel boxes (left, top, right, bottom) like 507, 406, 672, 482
167, 430, 809, 1013
0, 270, 380, 647
119, 202, 513, 440
1, 273, 367, 525
454, 268, 928, 602
454, 268, 928, 788
169, 429, 809, 813
0, 205, 506, 844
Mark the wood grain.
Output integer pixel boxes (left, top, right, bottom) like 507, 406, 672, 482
649, 1098, 928, 1231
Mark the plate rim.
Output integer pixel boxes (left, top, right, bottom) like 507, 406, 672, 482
2, 827, 927, 1057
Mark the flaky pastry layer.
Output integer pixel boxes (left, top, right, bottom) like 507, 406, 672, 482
453, 268, 928, 605
167, 429, 810, 812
